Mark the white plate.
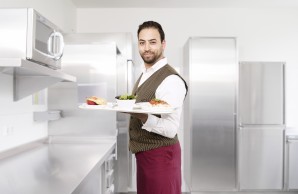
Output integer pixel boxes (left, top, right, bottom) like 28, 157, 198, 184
79, 103, 175, 114
136, 102, 175, 111
81, 102, 114, 109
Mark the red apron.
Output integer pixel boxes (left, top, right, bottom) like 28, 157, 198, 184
135, 142, 181, 194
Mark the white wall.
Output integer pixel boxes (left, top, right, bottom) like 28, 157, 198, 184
77, 8, 298, 128
0, 0, 76, 152
0, 73, 48, 151
0, 0, 76, 32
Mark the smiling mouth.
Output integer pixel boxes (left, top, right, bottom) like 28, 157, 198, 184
143, 52, 153, 56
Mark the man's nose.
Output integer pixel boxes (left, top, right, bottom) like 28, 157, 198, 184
144, 43, 150, 50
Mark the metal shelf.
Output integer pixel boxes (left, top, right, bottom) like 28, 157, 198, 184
0, 58, 76, 101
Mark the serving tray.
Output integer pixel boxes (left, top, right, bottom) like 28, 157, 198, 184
78, 103, 175, 114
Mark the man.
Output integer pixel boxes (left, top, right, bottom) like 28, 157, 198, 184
129, 21, 188, 194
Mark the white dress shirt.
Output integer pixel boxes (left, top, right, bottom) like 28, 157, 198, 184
138, 58, 186, 138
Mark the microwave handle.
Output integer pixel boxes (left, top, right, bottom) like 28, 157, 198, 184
47, 32, 64, 60
47, 32, 55, 58
54, 32, 64, 60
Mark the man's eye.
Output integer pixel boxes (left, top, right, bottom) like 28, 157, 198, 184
139, 42, 144, 45
150, 42, 156, 44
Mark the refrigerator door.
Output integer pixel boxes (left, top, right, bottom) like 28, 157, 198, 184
184, 37, 238, 191
239, 125, 284, 190
239, 62, 285, 125
115, 58, 134, 192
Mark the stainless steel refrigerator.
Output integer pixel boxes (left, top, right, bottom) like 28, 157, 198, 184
47, 33, 135, 193
238, 61, 285, 190
183, 37, 285, 193
183, 37, 238, 192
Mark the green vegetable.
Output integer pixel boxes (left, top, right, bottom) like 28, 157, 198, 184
118, 94, 136, 100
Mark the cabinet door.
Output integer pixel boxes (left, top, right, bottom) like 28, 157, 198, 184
239, 62, 285, 125
288, 139, 298, 190
239, 127, 283, 190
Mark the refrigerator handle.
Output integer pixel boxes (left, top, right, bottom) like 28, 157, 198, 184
238, 115, 242, 128
235, 113, 243, 129
127, 59, 134, 93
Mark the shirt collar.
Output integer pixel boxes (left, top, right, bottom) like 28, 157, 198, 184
142, 57, 168, 73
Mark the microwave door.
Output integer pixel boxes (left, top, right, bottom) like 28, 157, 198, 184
28, 18, 56, 64
34, 19, 55, 57
28, 10, 63, 69
35, 20, 64, 63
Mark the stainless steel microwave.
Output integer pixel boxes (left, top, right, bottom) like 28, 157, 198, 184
0, 8, 64, 69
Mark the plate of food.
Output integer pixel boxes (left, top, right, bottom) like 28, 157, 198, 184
134, 99, 176, 113
86, 96, 108, 106
115, 94, 137, 110
79, 96, 175, 114
80, 96, 113, 108
141, 99, 175, 111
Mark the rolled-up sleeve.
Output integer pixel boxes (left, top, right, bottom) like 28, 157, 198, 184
142, 75, 186, 138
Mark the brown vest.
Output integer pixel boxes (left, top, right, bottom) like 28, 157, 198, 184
129, 64, 187, 153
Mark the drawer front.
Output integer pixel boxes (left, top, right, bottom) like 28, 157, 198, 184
105, 184, 115, 194
105, 154, 115, 172
106, 169, 114, 188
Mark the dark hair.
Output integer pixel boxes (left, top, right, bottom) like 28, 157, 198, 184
137, 21, 165, 42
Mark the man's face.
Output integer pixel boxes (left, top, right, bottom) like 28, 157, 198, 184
138, 28, 166, 66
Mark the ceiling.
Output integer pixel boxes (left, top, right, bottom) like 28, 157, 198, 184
71, 0, 298, 8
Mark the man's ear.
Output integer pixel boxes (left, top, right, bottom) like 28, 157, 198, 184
162, 40, 166, 49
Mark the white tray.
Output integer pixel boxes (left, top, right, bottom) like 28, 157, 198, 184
78, 103, 175, 114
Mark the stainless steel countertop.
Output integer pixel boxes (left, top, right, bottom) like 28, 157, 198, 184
0, 140, 116, 194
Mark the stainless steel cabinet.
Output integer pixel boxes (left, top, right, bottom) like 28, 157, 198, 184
286, 134, 298, 190
239, 126, 284, 190
72, 148, 116, 194
72, 164, 103, 194
105, 153, 116, 193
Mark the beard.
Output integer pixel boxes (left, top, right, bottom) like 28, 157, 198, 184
140, 51, 163, 65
